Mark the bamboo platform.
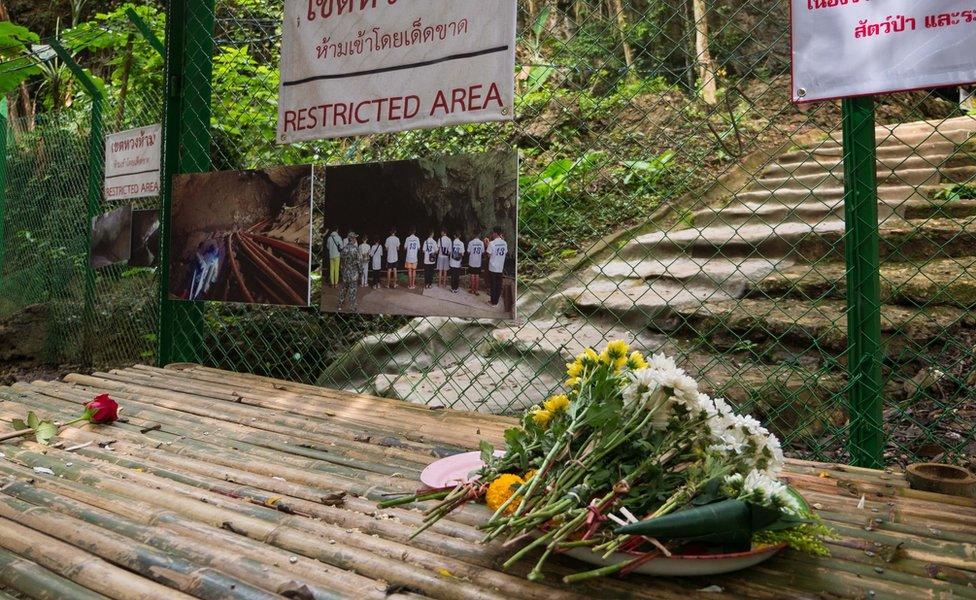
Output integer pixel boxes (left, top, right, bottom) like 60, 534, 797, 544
0, 365, 973, 599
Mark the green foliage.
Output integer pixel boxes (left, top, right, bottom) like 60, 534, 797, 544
0, 21, 42, 95
934, 183, 976, 201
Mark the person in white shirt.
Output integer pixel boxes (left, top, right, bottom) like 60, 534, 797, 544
486, 226, 508, 307
466, 234, 485, 295
437, 229, 452, 288
358, 236, 371, 286
449, 233, 464, 294
326, 229, 344, 288
422, 231, 438, 289
369, 238, 384, 289
403, 228, 421, 290
384, 227, 401, 289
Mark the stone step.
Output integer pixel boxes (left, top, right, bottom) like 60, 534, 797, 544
776, 137, 962, 166
692, 195, 976, 229
753, 257, 976, 308
591, 256, 783, 287
754, 164, 964, 191
620, 220, 846, 261
672, 298, 976, 358
822, 119, 976, 147
901, 198, 976, 220
733, 184, 930, 206
373, 354, 559, 414
564, 279, 739, 329
763, 153, 956, 179
620, 217, 976, 263
489, 319, 666, 364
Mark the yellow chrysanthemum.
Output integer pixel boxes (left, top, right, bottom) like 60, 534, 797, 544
565, 359, 584, 379
599, 349, 628, 371
565, 377, 580, 387
524, 470, 537, 480
580, 348, 599, 366
531, 408, 553, 428
543, 394, 570, 413
486, 473, 525, 514
627, 350, 648, 370
604, 340, 630, 359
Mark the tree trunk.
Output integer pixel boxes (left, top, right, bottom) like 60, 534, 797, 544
692, 0, 718, 104
607, 0, 635, 77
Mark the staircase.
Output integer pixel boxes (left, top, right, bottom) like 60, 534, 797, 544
323, 116, 976, 442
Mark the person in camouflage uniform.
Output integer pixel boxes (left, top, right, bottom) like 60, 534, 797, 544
338, 231, 361, 312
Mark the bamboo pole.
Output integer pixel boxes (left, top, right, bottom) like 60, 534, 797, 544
0, 398, 485, 541
0, 518, 197, 600
1, 444, 575, 600
25, 379, 436, 472
0, 463, 397, 599
89, 366, 510, 448
9, 382, 437, 483
0, 546, 111, 600
0, 481, 347, 600
0, 495, 286, 600
165, 363, 515, 429
56, 373, 449, 457
1, 387, 415, 492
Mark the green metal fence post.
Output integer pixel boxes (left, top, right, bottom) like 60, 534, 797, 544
50, 40, 103, 369
0, 98, 7, 289
125, 7, 165, 58
841, 96, 884, 468
157, 0, 216, 366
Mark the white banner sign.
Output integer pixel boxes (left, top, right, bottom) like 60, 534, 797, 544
104, 124, 161, 200
792, 1, 976, 102
278, 0, 517, 142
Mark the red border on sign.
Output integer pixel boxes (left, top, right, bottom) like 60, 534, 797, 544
789, 1, 976, 104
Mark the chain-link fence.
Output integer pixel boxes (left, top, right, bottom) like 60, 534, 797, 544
1, 0, 973, 470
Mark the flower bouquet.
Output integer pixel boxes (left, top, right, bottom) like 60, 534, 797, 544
381, 341, 829, 582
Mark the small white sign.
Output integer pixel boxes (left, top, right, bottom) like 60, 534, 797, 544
792, 1, 976, 102
104, 124, 161, 201
278, 0, 517, 142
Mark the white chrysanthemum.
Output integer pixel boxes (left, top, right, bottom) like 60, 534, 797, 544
764, 433, 785, 475
622, 368, 671, 424
646, 352, 677, 372
622, 368, 656, 404
712, 396, 733, 417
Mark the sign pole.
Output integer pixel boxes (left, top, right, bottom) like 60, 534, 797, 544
841, 96, 884, 468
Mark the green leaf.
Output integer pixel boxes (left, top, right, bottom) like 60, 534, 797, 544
479, 440, 495, 465
34, 421, 58, 446
26, 411, 39, 430
10, 418, 28, 431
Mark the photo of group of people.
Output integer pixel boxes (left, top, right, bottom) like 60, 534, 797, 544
162, 150, 518, 321
320, 150, 518, 320
90, 206, 160, 269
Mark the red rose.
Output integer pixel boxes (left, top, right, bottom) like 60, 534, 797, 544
86, 394, 119, 424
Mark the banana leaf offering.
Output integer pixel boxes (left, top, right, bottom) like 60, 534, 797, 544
382, 341, 830, 583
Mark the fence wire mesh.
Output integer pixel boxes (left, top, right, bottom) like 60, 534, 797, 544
0, 0, 973, 470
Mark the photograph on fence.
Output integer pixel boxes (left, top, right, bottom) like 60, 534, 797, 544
90, 206, 132, 269
321, 149, 518, 319
129, 209, 161, 268
168, 165, 313, 306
